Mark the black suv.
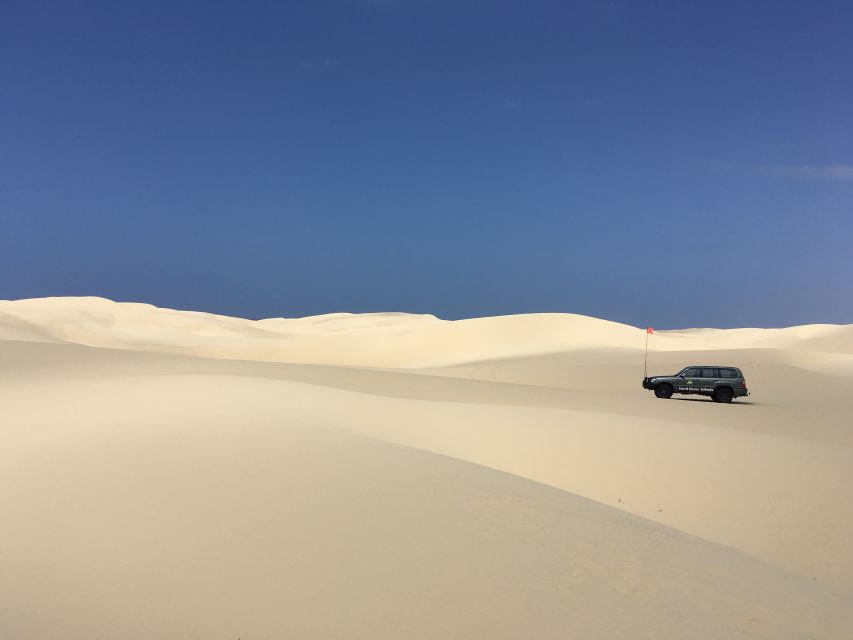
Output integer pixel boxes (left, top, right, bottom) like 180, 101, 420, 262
642, 366, 749, 403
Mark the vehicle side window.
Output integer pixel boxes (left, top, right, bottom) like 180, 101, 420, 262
701, 368, 715, 378
719, 369, 737, 378
684, 368, 700, 377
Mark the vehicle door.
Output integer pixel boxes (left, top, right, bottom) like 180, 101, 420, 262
697, 367, 718, 394
718, 368, 740, 390
678, 367, 701, 393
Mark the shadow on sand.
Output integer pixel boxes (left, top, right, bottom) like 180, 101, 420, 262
671, 397, 758, 406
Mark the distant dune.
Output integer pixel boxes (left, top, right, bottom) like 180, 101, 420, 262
2, 297, 851, 639
3, 296, 851, 368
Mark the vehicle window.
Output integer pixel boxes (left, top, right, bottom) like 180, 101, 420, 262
719, 369, 737, 378
701, 368, 715, 378
683, 368, 700, 377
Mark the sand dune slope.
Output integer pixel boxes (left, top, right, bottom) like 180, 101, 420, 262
2, 373, 850, 639
2, 297, 852, 638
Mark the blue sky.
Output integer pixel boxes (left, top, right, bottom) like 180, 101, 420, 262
1, 0, 851, 327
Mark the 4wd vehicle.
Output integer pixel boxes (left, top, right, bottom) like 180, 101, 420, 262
642, 366, 749, 403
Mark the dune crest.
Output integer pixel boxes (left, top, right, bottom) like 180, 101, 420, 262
2, 296, 851, 370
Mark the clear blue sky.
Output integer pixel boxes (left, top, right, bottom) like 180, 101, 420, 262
2, 0, 851, 327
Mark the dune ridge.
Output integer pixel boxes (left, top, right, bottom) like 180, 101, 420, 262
2, 296, 851, 369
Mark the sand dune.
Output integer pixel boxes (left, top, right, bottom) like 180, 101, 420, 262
2, 297, 852, 638
3, 296, 852, 368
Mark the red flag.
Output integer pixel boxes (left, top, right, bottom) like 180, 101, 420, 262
647, 327, 654, 334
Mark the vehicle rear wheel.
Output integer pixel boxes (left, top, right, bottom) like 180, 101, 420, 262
654, 384, 673, 399
713, 387, 733, 403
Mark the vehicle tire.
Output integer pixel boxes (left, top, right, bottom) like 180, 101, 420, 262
713, 387, 733, 403
654, 384, 673, 399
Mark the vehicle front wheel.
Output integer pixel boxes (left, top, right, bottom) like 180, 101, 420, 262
654, 384, 673, 399
713, 387, 733, 403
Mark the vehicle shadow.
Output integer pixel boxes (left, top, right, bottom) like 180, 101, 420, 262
672, 397, 757, 405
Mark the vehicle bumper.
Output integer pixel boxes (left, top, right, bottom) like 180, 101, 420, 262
642, 378, 652, 389
734, 389, 750, 397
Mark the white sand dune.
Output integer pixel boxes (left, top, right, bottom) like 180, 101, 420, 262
2, 297, 852, 639
6, 296, 851, 368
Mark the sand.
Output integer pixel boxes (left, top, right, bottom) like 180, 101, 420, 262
1, 296, 851, 639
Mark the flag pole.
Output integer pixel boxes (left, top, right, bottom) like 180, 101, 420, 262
644, 327, 653, 378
